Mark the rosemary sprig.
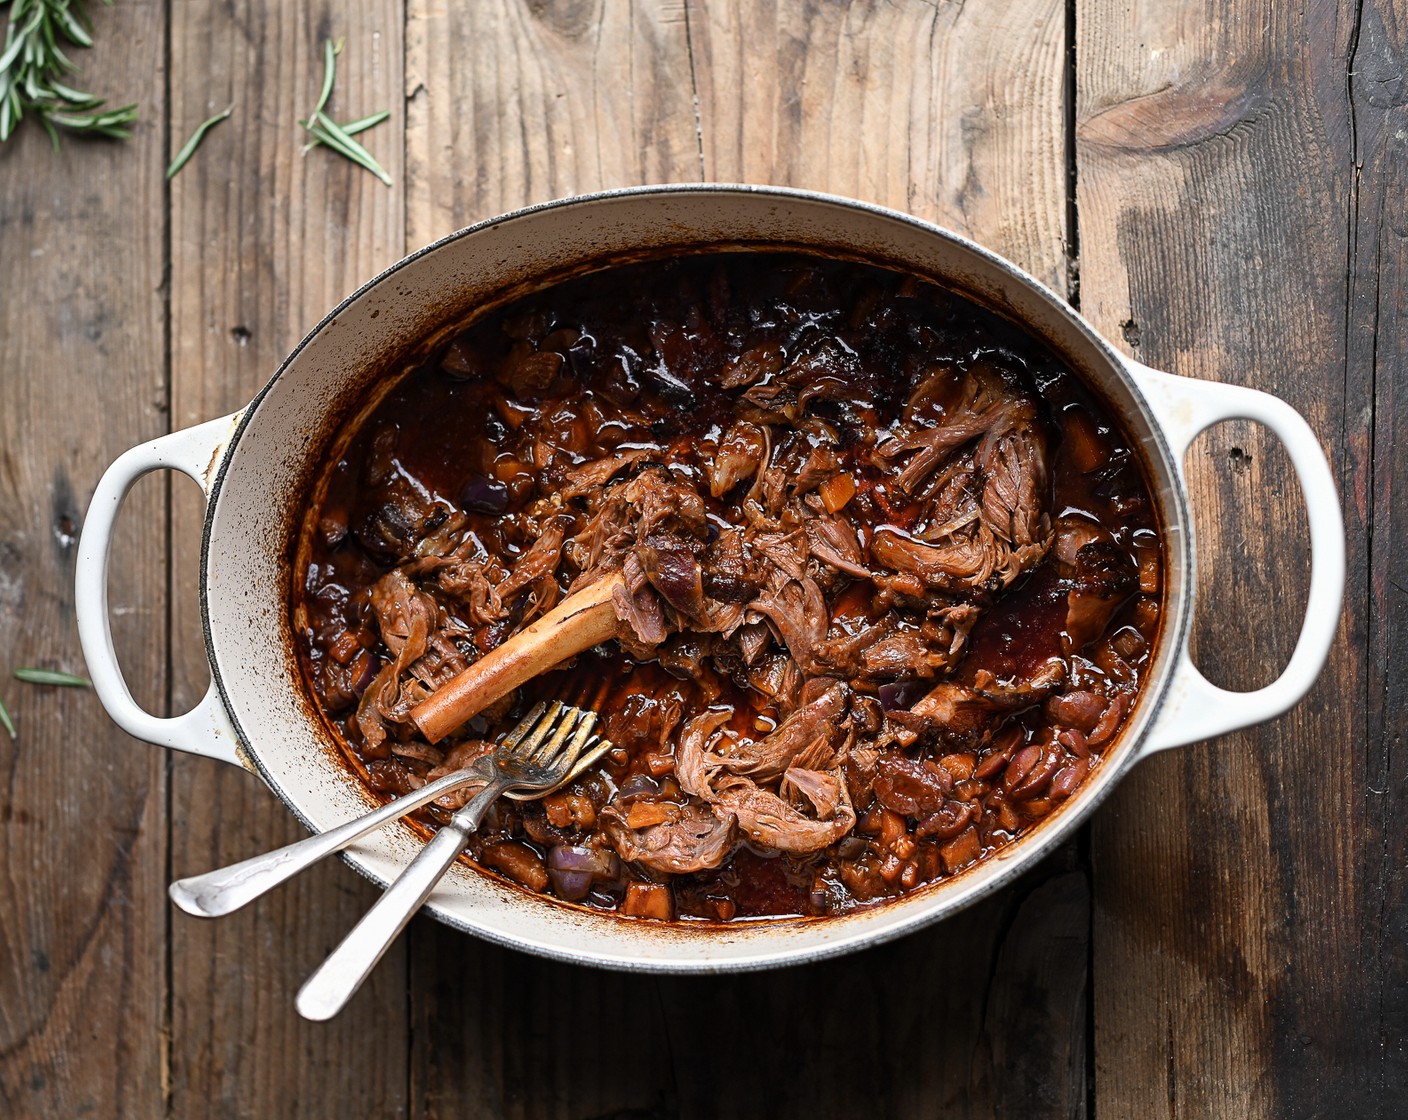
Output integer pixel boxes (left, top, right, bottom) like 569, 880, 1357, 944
300, 108, 387, 154
166, 104, 232, 179
0, 0, 138, 148
298, 37, 391, 186
13, 667, 90, 687
3, 666, 91, 741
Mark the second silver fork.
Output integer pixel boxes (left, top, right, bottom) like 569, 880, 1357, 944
168, 701, 608, 1019
297, 700, 606, 1019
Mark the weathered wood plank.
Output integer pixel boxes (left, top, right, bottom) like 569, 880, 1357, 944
658, 857, 1087, 1120
402, 3, 701, 1116
0, 1, 169, 1115
1351, 0, 1408, 1101
686, 0, 1071, 288
403, 2, 1082, 1118
404, 0, 702, 246
665, 3, 1084, 1116
166, 4, 409, 1116
1076, 0, 1381, 1111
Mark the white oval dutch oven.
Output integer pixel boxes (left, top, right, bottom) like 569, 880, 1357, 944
75, 186, 1344, 972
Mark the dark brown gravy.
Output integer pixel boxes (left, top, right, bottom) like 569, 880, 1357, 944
294, 251, 1162, 922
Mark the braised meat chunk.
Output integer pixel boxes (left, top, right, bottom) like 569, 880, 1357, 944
296, 252, 1162, 923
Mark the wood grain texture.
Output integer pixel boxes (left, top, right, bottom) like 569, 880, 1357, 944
680, 3, 1085, 1117
402, 4, 701, 1116
402, 2, 1083, 1117
409, 857, 1087, 1120
1351, 0, 1408, 1101
166, 3, 410, 1116
404, 0, 702, 247
3, 1, 1399, 1113
1076, 0, 1386, 1112
686, 0, 1071, 288
659, 857, 1088, 1120
0, 1, 169, 1116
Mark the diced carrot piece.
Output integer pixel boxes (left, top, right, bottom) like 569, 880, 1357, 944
878, 808, 907, 850
492, 456, 527, 482
830, 581, 872, 621
819, 472, 857, 513
626, 801, 677, 829
327, 630, 361, 665
622, 881, 674, 920
1065, 408, 1108, 473
1138, 552, 1161, 594
645, 751, 676, 777
494, 398, 533, 429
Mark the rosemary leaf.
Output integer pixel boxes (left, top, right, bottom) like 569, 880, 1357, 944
13, 667, 91, 687
0, 10, 44, 77
298, 117, 363, 168
167, 104, 232, 179
300, 108, 387, 154
312, 35, 341, 118
299, 37, 391, 186
0, 0, 137, 146
50, 79, 102, 107
50, 4, 92, 48
0, 695, 14, 741
341, 108, 389, 132
47, 103, 135, 138
312, 109, 391, 184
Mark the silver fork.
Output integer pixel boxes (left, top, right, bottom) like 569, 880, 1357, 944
168, 704, 607, 1008
294, 701, 607, 1020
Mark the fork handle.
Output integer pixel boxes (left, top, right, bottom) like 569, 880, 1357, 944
295, 776, 509, 1021
168, 764, 491, 919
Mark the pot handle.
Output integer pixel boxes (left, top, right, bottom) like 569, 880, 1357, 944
1128, 360, 1344, 755
75, 413, 250, 769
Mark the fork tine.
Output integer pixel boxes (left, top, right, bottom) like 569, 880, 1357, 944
537, 709, 598, 771
503, 700, 566, 763
500, 701, 549, 750
528, 705, 588, 766
520, 701, 566, 755
556, 734, 612, 785
563, 710, 599, 759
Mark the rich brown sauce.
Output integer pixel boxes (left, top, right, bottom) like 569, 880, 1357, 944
294, 252, 1162, 922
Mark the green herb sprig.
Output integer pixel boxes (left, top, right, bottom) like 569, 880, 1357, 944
300, 108, 387, 154
298, 37, 391, 186
1, 667, 91, 742
0, 0, 138, 148
14, 667, 90, 687
167, 104, 231, 179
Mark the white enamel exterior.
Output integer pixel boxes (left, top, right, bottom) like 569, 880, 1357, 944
75, 186, 1345, 972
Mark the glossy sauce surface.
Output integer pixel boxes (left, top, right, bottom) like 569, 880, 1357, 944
295, 253, 1162, 922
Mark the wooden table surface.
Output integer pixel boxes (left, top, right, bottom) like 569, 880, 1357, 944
0, 1, 1400, 1116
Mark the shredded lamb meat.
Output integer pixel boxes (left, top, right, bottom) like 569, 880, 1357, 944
298, 252, 1163, 922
